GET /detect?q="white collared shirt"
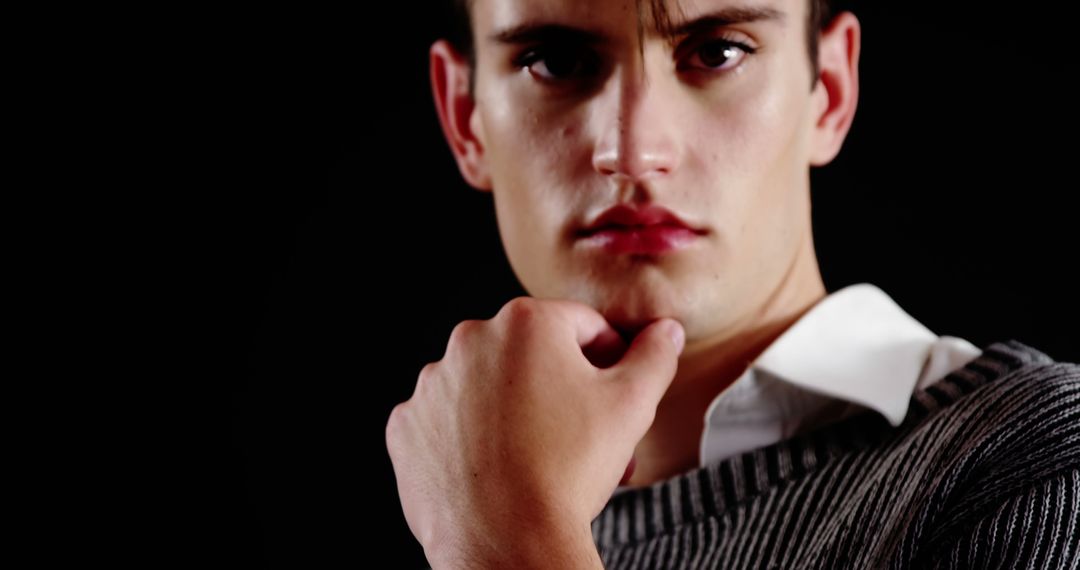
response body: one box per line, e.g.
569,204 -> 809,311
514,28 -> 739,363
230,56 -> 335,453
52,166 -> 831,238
615,282 -> 982,494
698,282 -> 982,465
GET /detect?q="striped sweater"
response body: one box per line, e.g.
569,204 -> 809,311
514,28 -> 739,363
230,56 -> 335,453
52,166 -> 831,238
590,340 -> 1080,569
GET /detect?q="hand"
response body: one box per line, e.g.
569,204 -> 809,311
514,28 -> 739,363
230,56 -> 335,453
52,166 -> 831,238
385,297 -> 685,568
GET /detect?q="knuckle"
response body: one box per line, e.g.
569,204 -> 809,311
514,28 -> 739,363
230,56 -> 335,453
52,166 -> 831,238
499,296 -> 540,322
385,402 -> 407,444
497,297 -> 560,337
447,317 -> 481,354
447,319 -> 479,349
414,361 -> 440,394
418,361 -> 439,381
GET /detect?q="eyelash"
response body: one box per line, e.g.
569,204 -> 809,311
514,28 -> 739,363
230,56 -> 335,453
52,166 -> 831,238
680,37 -> 758,74
513,35 -> 758,84
513,48 -> 594,84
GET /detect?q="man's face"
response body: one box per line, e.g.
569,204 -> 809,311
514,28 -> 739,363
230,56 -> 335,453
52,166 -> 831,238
464,0 -> 832,339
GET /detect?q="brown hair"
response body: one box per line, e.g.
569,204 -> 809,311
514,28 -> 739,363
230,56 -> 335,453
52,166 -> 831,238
447,0 -> 835,95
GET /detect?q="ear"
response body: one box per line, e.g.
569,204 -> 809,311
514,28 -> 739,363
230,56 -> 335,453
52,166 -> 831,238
808,11 -> 861,167
429,39 -> 493,191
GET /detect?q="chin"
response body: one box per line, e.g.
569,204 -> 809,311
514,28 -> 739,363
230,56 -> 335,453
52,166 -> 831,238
538,265 -> 708,337
589,281 -> 687,339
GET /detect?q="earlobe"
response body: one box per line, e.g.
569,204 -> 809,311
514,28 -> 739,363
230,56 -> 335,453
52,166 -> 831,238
808,11 -> 861,167
429,40 -> 493,192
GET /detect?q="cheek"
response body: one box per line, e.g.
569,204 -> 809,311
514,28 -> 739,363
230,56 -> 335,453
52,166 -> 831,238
698,79 -> 791,174
485,97 -> 587,220
697,66 -> 805,187
480,98 -> 581,278
684,69 -> 808,266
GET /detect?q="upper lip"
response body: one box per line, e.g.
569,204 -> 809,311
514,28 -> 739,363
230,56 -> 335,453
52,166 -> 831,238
578,204 -> 705,236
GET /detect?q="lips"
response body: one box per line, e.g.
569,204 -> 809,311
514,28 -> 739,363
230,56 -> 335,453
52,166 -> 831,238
576,204 -> 706,255
578,204 -> 702,236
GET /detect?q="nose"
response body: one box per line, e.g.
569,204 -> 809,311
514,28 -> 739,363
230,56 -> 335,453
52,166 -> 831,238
592,58 -> 681,185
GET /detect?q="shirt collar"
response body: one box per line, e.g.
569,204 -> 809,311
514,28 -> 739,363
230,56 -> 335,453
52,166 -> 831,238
750,282 -> 938,427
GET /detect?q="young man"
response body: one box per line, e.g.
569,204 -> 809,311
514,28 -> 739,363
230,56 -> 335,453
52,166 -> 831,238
386,0 -> 1080,567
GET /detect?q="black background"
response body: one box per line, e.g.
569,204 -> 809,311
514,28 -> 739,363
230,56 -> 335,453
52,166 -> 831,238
209,1 -> 1078,567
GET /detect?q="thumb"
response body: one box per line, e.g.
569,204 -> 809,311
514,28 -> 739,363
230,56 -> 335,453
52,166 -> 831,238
607,318 -> 685,407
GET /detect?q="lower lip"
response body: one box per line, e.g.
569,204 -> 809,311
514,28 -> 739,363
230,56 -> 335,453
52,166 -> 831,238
578,225 -> 701,255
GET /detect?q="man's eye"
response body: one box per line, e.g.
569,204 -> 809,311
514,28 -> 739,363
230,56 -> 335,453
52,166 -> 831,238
516,47 -> 598,82
681,39 -> 757,73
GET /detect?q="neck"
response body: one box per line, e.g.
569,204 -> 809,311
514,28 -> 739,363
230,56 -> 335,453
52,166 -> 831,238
626,236 -> 828,487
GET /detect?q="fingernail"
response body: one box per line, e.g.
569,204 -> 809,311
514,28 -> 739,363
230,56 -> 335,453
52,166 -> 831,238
667,320 -> 685,353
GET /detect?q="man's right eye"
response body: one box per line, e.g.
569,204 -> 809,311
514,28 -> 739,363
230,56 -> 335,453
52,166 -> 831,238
515,46 -> 599,83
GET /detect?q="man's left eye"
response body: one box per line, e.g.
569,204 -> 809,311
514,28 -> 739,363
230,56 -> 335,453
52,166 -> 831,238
682,39 -> 757,73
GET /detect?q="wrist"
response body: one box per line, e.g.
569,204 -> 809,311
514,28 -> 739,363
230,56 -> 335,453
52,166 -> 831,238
429,517 -> 602,570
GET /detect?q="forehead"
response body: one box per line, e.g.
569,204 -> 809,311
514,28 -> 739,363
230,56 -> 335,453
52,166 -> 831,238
476,0 -> 795,46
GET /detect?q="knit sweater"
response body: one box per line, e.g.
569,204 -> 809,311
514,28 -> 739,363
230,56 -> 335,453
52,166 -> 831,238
590,340 -> 1079,569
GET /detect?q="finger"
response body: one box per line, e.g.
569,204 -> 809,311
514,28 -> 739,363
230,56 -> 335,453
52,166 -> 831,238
605,318 -> 685,406
555,299 -> 621,348
619,455 -> 637,486
582,326 -> 629,369
545,299 -> 629,369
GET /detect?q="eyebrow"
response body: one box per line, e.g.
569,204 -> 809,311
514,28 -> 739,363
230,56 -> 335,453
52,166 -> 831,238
489,21 -> 608,46
669,5 -> 786,39
488,4 -> 786,47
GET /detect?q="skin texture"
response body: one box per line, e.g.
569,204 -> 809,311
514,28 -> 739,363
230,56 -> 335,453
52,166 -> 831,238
387,0 -> 860,565
387,299 -> 683,568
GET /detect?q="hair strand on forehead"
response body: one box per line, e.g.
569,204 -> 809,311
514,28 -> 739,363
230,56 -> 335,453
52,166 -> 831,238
634,0 -> 685,84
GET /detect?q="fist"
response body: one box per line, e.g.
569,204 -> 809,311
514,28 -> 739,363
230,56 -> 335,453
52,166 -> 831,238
385,297 -> 685,565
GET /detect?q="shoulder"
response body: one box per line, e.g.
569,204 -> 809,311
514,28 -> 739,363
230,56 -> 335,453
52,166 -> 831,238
987,357 -> 1078,411
960,339 -> 1078,406
951,347 -> 1079,467
916,348 -> 1078,528
923,340 -> 1079,464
